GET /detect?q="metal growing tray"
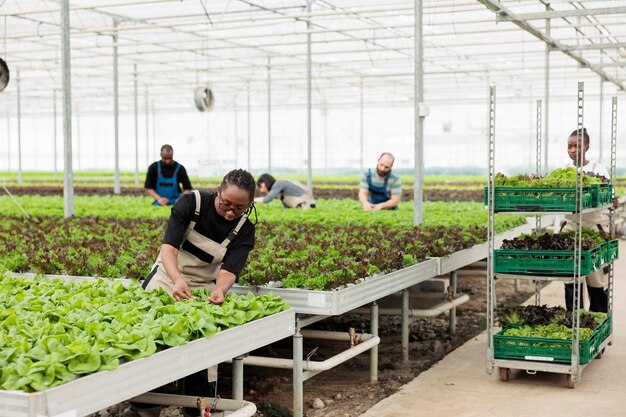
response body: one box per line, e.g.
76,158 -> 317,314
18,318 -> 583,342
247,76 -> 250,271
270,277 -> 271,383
0,309 -> 295,417
231,258 -> 439,315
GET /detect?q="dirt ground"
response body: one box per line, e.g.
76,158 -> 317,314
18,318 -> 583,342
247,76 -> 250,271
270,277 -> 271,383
93,272 -> 539,417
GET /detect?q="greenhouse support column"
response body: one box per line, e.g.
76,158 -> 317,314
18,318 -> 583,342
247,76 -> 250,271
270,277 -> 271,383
234,107 -> 239,167
449,271 -> 458,334
543,14 -> 550,172
76,111 -> 80,171
598,79 -> 604,163
306,0 -> 313,191
5,104 -> 9,172
413,0 -> 425,226
267,56 -> 272,172
113,19 -> 121,195
17,71 -> 22,183
324,106 -> 328,174
293,330 -> 303,417
401,289 -> 409,363
232,356 -> 244,401
370,301 -> 379,383
61,0 -> 74,218
53,90 -> 58,176
247,82 -> 251,171
360,77 -> 364,172
134,64 -> 139,185
145,86 -> 150,167
152,105 -> 156,158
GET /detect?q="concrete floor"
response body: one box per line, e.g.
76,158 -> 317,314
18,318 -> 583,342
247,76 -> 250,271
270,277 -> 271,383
360,240 -> 626,417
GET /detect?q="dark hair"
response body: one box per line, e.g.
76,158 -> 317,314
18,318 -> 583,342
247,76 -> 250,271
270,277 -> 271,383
221,169 -> 256,201
257,173 -> 276,191
378,152 -> 395,163
161,144 -> 173,153
569,128 -> 590,146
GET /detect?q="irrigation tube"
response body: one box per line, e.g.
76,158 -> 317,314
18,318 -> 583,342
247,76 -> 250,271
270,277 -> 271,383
233,335 -> 380,376
131,393 -> 256,417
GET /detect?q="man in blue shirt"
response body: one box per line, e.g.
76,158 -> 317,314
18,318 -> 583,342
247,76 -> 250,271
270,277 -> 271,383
358,152 -> 402,210
144,144 -> 193,206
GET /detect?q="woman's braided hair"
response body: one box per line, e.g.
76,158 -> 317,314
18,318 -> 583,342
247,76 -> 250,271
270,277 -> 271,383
220,169 -> 256,201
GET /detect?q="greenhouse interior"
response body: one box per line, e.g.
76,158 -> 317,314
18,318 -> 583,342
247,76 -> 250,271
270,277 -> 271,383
1,1 -> 626,417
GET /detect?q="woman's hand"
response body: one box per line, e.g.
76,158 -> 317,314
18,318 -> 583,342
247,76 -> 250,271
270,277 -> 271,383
172,280 -> 195,301
207,288 -> 225,305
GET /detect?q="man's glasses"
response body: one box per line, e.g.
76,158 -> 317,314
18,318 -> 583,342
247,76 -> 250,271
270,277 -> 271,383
218,192 -> 249,216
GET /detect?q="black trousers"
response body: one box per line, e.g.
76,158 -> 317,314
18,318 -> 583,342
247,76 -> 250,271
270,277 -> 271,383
564,283 -> 608,313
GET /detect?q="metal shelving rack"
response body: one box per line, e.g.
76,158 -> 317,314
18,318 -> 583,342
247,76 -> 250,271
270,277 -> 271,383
485,82 -> 618,388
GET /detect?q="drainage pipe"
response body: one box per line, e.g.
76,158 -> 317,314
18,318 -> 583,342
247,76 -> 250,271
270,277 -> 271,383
131,393 -> 255,417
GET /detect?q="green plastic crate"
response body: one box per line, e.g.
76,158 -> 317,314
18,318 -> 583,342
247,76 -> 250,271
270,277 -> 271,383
605,239 -> 619,263
592,183 -> 613,207
494,316 -> 611,365
483,186 -> 595,212
494,245 -> 607,276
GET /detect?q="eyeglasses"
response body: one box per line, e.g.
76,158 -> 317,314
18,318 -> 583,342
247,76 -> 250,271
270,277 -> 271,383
217,192 -> 249,216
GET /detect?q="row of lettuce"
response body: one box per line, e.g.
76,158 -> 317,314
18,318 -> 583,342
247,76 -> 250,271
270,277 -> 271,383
0,197 -> 527,290
0,274 -> 289,392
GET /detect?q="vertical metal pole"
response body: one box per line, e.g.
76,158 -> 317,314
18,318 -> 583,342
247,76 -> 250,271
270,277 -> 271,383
293,329 -> 303,417
232,356 -> 244,401
572,81 -> 585,381
534,100 -> 543,304
306,0 -> 313,191
247,82 -> 251,171
76,111 -> 80,171
267,56 -> 271,172
17,71 -> 22,183
152,104 -> 156,159
113,19 -> 121,195
5,103 -> 9,172
61,0 -> 74,218
360,77 -> 364,172
234,107 -> 239,168
53,90 -> 58,176
544,15 -> 550,171
370,301 -> 379,383
598,79 -> 604,164
134,64 -> 139,185
145,85 -> 150,168
608,97 -> 617,319
449,271 -> 457,334
486,85 -> 496,374
413,0 -> 425,226
324,106 -> 328,175
401,289 -> 410,363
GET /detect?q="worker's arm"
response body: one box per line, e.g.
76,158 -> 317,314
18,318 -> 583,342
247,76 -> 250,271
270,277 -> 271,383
146,188 -> 170,206
358,188 -> 374,211
373,194 -> 400,210
160,243 -> 194,301
208,269 -> 237,305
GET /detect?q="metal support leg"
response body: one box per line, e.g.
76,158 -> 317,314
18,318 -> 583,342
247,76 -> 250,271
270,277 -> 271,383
232,356 -> 244,401
449,271 -> 458,335
401,290 -> 409,363
370,301 -> 379,383
293,330 -> 303,417
514,279 -> 521,292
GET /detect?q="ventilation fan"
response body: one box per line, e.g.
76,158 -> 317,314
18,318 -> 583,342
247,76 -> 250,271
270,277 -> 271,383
194,86 -> 215,112
0,58 -> 9,92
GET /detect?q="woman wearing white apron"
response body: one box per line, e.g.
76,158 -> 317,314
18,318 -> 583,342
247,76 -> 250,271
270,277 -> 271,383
130,169 -> 257,417
254,173 -> 316,209
561,128 -> 619,312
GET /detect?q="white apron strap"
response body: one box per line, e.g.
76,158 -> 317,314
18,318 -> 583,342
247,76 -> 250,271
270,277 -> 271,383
221,214 -> 248,247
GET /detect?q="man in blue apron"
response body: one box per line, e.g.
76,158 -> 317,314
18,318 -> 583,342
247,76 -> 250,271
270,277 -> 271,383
358,152 -> 402,210
144,144 -> 193,206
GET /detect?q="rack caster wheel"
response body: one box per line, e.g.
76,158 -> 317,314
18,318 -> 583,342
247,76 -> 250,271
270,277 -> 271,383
567,374 -> 576,389
499,367 -> 510,382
